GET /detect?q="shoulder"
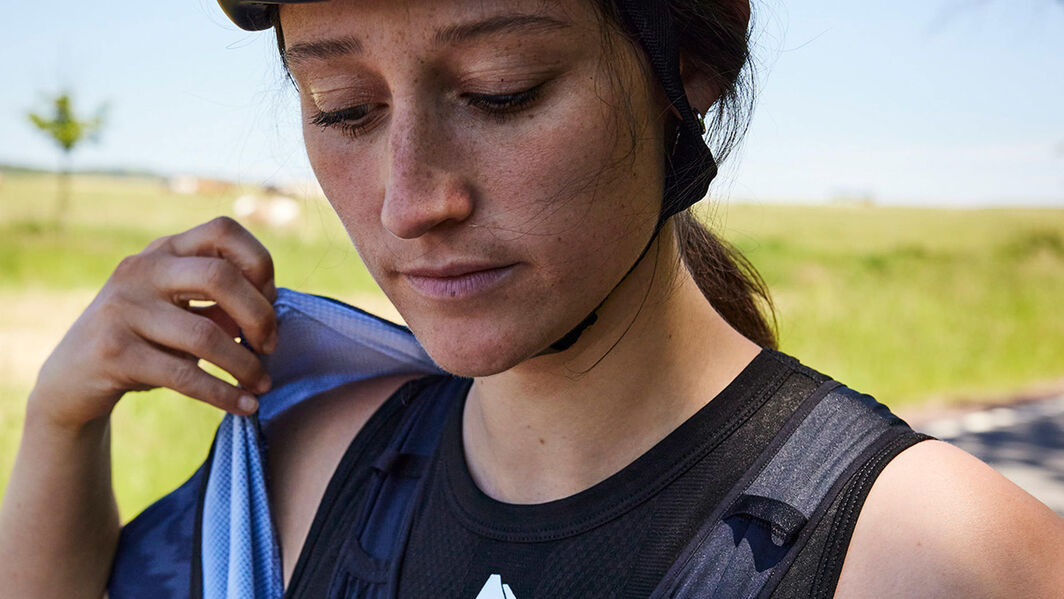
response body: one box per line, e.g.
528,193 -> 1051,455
264,373 -> 420,479
835,440 -> 1064,598
266,373 -> 423,581
265,372 -> 422,493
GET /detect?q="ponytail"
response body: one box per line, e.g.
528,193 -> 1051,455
674,210 -> 777,348
608,0 -> 776,347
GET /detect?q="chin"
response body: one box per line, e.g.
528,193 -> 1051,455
403,316 -> 543,378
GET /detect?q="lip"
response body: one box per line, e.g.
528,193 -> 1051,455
402,262 -> 518,300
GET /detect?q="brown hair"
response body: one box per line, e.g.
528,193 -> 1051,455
593,0 -> 777,349
667,0 -> 777,349
272,0 -> 777,349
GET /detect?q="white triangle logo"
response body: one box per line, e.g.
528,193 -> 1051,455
475,574 -> 518,599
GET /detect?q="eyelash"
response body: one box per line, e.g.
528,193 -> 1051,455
310,83 -> 545,139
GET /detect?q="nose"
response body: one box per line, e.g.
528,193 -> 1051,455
380,106 -> 474,240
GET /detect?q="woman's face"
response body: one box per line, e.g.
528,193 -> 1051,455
282,0 -> 668,376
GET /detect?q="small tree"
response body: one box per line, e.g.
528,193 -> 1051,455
28,92 -> 106,228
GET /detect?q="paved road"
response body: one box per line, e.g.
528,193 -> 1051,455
917,395 -> 1064,516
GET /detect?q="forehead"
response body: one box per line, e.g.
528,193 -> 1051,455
279,0 -> 602,59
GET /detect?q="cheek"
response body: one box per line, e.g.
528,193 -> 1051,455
303,124 -> 386,254
477,96 -> 660,281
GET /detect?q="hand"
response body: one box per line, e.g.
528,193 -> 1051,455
30,217 -> 278,431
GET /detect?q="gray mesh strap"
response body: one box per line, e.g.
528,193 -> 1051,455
651,382 -> 899,598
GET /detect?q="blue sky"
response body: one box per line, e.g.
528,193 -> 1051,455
3,0 -> 1062,206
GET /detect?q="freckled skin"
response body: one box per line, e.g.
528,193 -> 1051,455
282,5 -> 1064,597
282,0 -> 667,376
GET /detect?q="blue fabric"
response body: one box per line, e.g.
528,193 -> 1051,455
109,288 -> 443,597
201,414 -> 282,597
109,464 -> 204,597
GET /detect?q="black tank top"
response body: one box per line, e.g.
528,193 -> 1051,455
284,349 -> 930,597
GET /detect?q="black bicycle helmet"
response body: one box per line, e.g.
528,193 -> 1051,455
217,0 -> 719,352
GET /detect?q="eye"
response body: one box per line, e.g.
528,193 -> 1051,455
465,82 -> 546,119
308,82 -> 547,139
309,105 -> 377,139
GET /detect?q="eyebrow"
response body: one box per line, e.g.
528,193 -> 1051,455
284,13 -> 570,67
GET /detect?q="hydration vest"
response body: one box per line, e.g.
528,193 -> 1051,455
108,289 -> 927,598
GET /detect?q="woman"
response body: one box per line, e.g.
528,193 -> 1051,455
2,0 -> 1063,597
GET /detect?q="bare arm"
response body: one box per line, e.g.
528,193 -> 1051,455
836,440 -> 1064,598
0,406 -> 119,596
0,217 -> 277,598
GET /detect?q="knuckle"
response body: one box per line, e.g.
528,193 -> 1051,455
189,318 -> 220,349
169,360 -> 201,391
143,235 -> 173,253
208,215 -> 242,237
95,331 -> 129,363
254,256 -> 275,284
203,259 -> 235,290
256,244 -> 275,272
92,296 -> 137,335
112,254 -> 143,279
94,295 -> 126,321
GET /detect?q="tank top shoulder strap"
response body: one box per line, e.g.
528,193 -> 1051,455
651,381 -> 932,599
286,374 -> 470,599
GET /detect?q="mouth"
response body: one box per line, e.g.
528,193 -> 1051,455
402,262 -> 519,300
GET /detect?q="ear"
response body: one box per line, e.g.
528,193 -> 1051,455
678,55 -> 720,117
677,0 -> 749,116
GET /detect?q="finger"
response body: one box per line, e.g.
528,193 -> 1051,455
152,255 -> 277,354
128,302 -> 271,396
189,303 -> 241,339
143,234 -> 173,254
165,216 -> 276,302
127,344 -> 259,415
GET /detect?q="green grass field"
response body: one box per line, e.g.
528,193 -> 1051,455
1,171 -> 1062,520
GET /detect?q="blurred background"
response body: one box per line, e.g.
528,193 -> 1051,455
1,0 -> 1062,519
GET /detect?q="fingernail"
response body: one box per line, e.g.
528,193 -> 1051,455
264,330 -> 278,354
256,374 -> 272,395
238,394 -> 259,414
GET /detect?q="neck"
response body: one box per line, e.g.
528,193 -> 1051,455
464,233 -> 762,504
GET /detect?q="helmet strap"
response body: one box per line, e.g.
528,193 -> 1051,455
538,215 -> 665,355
